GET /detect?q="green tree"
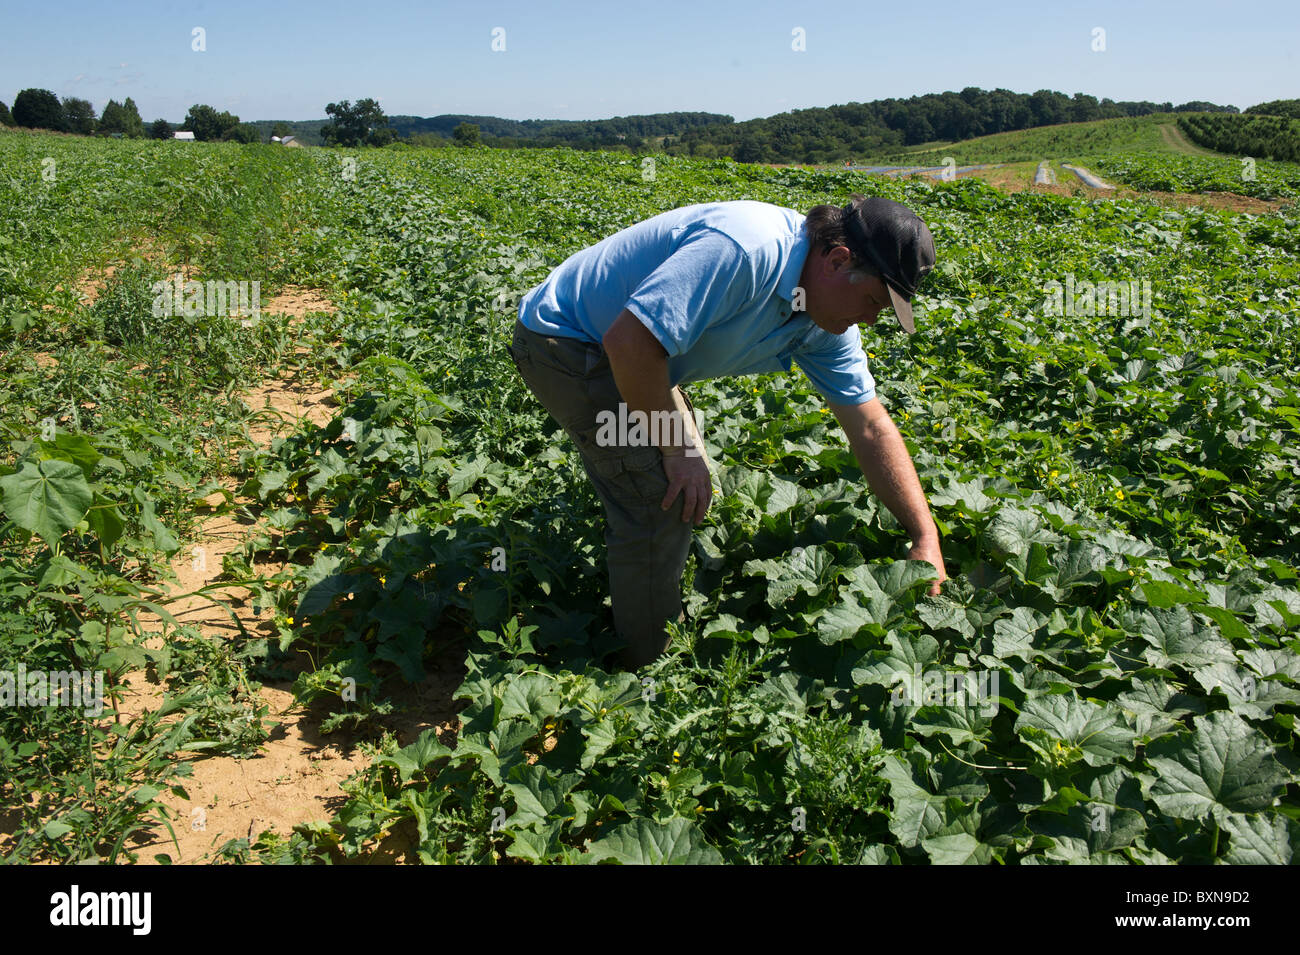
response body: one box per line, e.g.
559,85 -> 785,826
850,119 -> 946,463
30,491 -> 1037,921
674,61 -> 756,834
148,118 -> 173,139
62,97 -> 97,135
120,97 -> 145,137
271,121 -> 291,139
0,101 -> 12,126
452,122 -> 480,146
12,88 -> 67,131
223,122 -> 262,144
182,104 -> 240,141
321,98 -> 391,147
99,98 -> 144,137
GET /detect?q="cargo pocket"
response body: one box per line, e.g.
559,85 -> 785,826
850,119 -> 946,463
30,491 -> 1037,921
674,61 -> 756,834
589,443 -> 668,510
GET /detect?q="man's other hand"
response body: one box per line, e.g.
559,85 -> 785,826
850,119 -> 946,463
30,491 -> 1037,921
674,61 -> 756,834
661,451 -> 711,524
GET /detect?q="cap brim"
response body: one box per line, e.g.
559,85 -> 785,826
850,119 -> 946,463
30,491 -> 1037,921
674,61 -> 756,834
886,283 -> 916,333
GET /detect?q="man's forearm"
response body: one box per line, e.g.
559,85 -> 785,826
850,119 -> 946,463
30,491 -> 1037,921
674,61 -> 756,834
602,309 -> 696,455
846,412 -> 939,545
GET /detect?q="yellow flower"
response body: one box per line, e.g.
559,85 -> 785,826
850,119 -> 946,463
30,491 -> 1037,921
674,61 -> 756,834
379,576 -> 387,585
1049,470 -> 1058,478
1070,481 -> 1078,488
1115,489 -> 1125,501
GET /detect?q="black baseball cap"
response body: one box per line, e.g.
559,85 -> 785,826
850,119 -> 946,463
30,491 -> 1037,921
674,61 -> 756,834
840,194 -> 936,333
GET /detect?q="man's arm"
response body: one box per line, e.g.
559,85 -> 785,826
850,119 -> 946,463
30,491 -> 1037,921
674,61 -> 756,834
602,309 -> 711,524
830,397 -> 947,595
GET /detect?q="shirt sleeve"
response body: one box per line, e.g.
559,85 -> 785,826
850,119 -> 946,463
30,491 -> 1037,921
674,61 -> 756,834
623,229 -> 756,357
793,326 -> 877,405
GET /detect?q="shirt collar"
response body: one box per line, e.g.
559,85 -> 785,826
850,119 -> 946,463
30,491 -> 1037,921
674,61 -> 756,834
777,228 -> 811,304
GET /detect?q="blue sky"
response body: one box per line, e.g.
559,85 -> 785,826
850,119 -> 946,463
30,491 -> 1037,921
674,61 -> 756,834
1,0 -> 1295,123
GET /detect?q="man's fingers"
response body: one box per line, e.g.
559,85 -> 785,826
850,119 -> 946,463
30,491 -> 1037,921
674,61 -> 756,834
660,480 -> 681,511
680,483 -> 697,522
691,480 -> 710,523
661,475 -> 684,511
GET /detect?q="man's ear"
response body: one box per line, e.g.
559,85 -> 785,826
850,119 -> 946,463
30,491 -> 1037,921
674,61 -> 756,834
824,244 -> 853,273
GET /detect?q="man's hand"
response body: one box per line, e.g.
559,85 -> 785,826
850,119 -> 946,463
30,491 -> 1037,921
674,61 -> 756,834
907,535 -> 947,597
661,450 -> 711,524
604,310 -> 715,524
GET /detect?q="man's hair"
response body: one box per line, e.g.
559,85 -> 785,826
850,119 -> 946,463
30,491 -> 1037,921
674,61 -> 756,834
804,203 -> 878,284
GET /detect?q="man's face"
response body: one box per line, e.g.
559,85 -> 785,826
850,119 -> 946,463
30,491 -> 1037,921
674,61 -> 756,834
800,245 -> 893,336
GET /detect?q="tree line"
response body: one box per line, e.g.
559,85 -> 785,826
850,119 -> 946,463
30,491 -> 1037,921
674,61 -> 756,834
0,88 -> 275,142
1244,99 -> 1300,121
1179,113 -> 1300,163
670,88 -> 1241,164
3,85 -> 1273,165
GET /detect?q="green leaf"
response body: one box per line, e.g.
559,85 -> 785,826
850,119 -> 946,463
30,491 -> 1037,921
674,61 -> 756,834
585,817 -> 722,864
850,630 -> 941,689
742,545 -> 840,605
1221,812 -> 1296,865
1015,694 -> 1139,766
991,607 -> 1043,661
1139,579 -> 1207,608
879,754 -> 946,848
36,432 -> 101,480
505,764 -> 582,828
0,459 -> 93,543
85,493 -> 126,548
721,469 -> 800,515
1126,606 -> 1237,670
922,832 -> 994,865
1147,711 -> 1289,823
499,672 -> 561,727
140,498 -> 180,556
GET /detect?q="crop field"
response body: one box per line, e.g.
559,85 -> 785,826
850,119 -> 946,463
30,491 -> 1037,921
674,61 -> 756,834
2,130 -> 1299,864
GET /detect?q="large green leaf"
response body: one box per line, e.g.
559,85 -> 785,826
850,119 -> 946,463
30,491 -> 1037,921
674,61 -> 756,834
0,459 -> 93,543
585,817 -> 722,864
505,764 -> 582,828
1146,711 -> 1289,822
1015,694 -> 1139,767
1125,606 -> 1237,670
499,672 -> 562,727
1221,812 -> 1296,865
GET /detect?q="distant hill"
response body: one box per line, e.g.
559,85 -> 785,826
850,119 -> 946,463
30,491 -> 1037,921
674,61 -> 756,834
669,88 -> 1240,164
1244,99 -> 1300,121
239,88 -> 1265,163
249,111 -> 730,148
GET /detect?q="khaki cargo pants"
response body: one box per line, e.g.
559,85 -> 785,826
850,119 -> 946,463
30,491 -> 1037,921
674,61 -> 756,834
509,318 -> 697,669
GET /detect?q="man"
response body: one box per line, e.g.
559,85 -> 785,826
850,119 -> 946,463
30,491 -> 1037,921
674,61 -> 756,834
510,193 -> 947,669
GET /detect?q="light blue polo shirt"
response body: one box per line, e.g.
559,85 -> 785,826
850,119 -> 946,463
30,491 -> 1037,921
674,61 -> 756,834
516,200 -> 875,406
